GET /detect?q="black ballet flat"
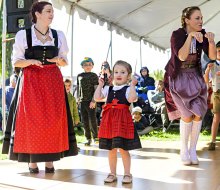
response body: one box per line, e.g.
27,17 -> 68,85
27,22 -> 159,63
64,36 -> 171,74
29,167 -> 39,174
45,167 -> 55,173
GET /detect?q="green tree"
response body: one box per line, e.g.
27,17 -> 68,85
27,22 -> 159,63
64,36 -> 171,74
151,69 -> 165,81
0,7 -> 14,79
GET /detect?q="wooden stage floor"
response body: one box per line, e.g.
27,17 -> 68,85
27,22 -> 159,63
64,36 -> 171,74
0,140 -> 220,190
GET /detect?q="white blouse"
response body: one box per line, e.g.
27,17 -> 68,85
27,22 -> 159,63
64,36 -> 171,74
102,84 -> 131,100
12,25 -> 69,66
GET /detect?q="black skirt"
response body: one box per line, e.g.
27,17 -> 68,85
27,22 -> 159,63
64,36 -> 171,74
99,129 -> 142,150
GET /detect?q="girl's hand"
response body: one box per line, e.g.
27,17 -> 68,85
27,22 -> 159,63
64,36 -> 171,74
216,71 -> 220,76
205,32 -> 215,43
190,32 -> 203,43
98,77 -> 105,87
130,76 -> 138,86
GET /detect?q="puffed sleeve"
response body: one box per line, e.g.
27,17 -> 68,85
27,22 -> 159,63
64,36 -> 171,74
170,30 -> 185,59
57,30 -> 69,64
102,86 -> 110,98
11,30 -> 27,66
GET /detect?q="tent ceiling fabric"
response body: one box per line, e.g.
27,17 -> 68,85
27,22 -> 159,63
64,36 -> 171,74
65,0 -> 220,50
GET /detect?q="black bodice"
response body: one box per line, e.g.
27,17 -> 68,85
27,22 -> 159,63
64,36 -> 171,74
24,28 -> 59,65
106,86 -> 130,106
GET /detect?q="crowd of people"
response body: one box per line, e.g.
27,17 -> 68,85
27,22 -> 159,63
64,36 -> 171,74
0,1 -> 220,185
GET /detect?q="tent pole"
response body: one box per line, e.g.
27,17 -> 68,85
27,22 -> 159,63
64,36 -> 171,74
70,5 -> 75,78
110,30 -> 112,68
139,38 -> 142,67
1,0 -> 7,132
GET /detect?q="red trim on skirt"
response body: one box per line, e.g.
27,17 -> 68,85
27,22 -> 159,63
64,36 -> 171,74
13,64 -> 69,153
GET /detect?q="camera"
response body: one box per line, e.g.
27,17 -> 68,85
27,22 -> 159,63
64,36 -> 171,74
101,62 -> 110,85
102,63 -> 110,70
103,73 -> 108,84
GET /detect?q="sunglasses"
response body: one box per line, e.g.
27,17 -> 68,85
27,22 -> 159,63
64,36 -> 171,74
83,63 -> 93,66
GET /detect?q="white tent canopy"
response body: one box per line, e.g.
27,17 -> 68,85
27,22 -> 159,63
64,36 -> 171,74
57,0 -> 220,51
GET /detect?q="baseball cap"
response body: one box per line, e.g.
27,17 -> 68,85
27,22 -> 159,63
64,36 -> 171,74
216,41 -> 220,48
132,106 -> 142,114
81,57 -> 94,66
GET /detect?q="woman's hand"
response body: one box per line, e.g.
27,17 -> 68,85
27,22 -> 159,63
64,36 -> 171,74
207,63 -> 214,69
47,57 -> 67,66
27,59 -> 43,68
205,32 -> 215,44
190,32 -> 203,43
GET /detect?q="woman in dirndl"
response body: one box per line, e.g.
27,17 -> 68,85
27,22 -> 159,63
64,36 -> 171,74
2,1 -> 78,173
164,6 -> 216,165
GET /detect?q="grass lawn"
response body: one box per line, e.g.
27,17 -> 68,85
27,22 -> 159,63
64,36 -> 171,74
0,127 -> 215,161
75,127 -> 213,143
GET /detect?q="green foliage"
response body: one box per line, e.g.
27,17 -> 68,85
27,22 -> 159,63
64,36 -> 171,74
139,128 -> 212,141
150,69 -> 165,81
0,8 -> 15,78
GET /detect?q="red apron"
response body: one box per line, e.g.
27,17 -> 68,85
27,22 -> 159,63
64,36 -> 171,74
13,64 -> 69,153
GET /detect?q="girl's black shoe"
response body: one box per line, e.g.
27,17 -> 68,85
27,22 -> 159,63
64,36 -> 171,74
45,167 -> 55,173
29,167 -> 39,174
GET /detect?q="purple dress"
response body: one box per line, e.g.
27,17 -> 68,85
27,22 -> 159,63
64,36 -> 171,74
169,54 -> 207,119
164,28 -> 209,120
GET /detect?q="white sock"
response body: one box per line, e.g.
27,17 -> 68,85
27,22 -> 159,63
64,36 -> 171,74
179,120 -> 192,160
190,120 -> 202,160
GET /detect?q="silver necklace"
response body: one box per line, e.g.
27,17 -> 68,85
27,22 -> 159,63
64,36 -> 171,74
34,26 -> 49,41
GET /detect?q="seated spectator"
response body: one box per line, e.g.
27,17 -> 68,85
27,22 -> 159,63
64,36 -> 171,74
136,66 -> 155,101
5,74 -> 17,116
148,80 -> 169,132
132,106 -> 153,135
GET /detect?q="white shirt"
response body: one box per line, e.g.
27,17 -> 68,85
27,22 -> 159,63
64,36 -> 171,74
12,25 -> 69,66
210,61 -> 220,92
102,84 -> 131,101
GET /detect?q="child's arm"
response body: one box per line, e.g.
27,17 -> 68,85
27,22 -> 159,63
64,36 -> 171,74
72,97 -> 80,125
89,74 -> 99,109
204,63 -> 213,84
127,76 -> 138,103
76,75 -> 80,103
94,78 -> 105,101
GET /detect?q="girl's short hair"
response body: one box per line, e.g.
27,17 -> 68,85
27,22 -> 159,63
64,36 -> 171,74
113,60 -> 132,75
181,6 -> 201,28
30,1 -> 52,23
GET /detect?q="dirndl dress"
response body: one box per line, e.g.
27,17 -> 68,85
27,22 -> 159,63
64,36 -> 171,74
99,86 -> 142,150
2,28 -> 78,162
169,54 -> 207,119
